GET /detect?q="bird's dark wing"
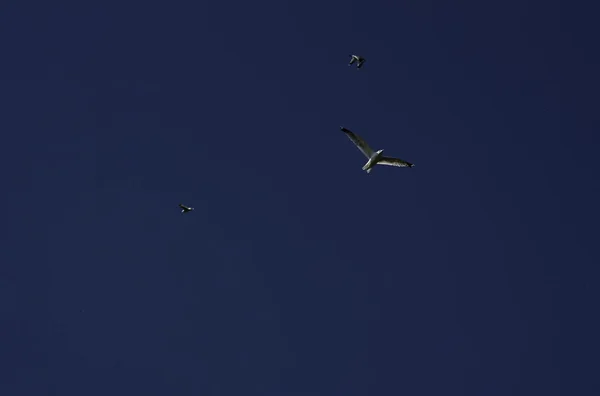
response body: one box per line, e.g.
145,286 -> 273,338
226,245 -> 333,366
378,156 -> 414,168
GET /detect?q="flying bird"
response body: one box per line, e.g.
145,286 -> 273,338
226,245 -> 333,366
179,203 -> 194,213
348,55 -> 366,69
340,126 -> 414,173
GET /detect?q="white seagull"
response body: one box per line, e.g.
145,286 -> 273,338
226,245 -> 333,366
179,203 -> 194,213
348,55 -> 366,69
340,126 -> 414,173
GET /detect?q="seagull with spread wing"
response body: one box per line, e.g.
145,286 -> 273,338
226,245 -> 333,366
340,126 -> 414,173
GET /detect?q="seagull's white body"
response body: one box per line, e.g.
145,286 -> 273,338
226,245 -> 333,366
340,126 -> 414,173
348,54 -> 366,69
179,203 -> 194,213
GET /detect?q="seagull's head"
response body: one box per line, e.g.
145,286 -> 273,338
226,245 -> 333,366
376,149 -> 384,154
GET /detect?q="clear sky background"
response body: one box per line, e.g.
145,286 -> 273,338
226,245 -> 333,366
1,1 -> 599,395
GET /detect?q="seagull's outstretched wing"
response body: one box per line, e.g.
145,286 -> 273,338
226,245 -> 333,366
357,58 -> 366,68
349,55 -> 357,65
341,127 -> 374,159
378,156 -> 414,168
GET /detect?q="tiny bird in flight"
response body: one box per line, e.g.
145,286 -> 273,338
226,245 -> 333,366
179,203 -> 194,213
348,54 -> 366,69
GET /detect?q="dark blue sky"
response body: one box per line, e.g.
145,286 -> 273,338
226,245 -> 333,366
1,1 -> 598,395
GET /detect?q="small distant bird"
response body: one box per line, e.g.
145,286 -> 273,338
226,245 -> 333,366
348,54 -> 366,69
340,126 -> 414,173
179,203 -> 194,213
